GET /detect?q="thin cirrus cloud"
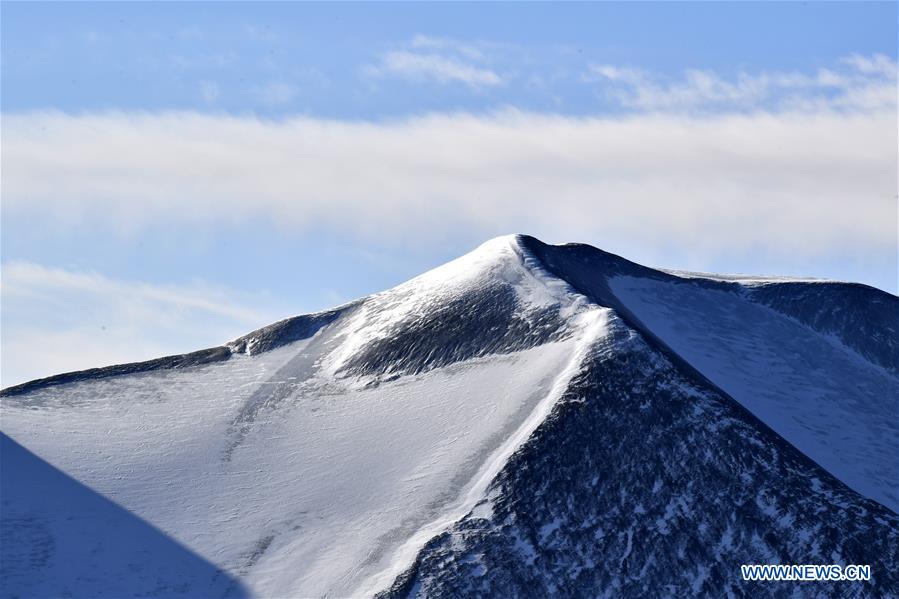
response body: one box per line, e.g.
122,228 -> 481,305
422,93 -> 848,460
365,49 -> 503,88
408,34 -> 486,60
0,261 -> 282,386
584,53 -> 897,112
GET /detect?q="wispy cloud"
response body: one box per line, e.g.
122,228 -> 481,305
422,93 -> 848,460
365,35 -> 504,88
367,50 -> 503,88
585,54 -> 896,112
841,53 -> 896,77
409,34 -> 485,60
0,262 -> 282,386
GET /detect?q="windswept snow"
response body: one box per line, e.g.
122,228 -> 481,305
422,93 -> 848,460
322,235 -> 589,378
352,308 -> 608,597
661,269 -> 842,285
609,275 -> 899,513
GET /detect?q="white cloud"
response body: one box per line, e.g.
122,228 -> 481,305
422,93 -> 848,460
409,34 -> 485,60
587,65 -> 646,84
365,34 -> 508,88
586,54 -> 897,112
0,262 -> 281,386
2,106 -> 895,261
841,53 -> 897,78
367,51 -> 503,88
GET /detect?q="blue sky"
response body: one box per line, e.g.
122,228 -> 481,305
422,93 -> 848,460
3,3 -> 896,117
2,2 -> 897,385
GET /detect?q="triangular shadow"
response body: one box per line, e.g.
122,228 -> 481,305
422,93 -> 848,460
1,433 -> 249,598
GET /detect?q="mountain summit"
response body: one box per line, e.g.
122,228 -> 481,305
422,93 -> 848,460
2,235 -> 897,598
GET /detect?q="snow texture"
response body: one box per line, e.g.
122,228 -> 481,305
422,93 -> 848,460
609,275 -> 899,513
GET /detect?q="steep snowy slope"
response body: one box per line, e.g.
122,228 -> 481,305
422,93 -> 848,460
2,235 -> 897,598
609,274 -> 899,512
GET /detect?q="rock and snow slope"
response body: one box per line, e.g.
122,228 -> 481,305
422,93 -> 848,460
610,275 -> 898,512
2,235 -> 897,598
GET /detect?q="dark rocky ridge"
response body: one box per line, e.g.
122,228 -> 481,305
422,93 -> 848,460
4,236 -> 893,396
0,346 -> 234,398
337,281 -> 570,379
520,235 -> 898,373
0,308 -> 348,398
746,282 -> 899,373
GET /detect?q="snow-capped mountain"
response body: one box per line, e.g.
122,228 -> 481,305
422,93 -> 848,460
2,235 -> 897,598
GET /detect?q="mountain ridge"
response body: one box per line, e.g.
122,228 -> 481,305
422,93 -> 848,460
4,234 -> 894,396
